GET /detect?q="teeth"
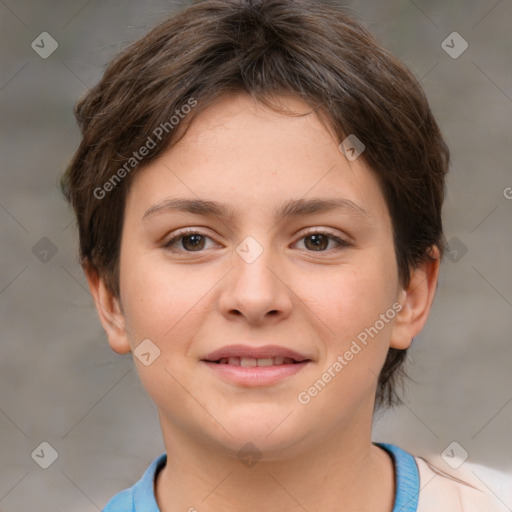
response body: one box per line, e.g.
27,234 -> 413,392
217,356 -> 298,366
240,357 -> 257,367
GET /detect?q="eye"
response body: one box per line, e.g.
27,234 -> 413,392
162,228 -> 350,254
163,229 -> 218,252
294,229 -> 350,252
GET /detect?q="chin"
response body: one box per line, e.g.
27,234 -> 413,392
206,408 -> 308,456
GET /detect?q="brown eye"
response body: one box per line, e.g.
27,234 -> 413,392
304,233 -> 330,251
179,234 -> 206,251
296,231 -> 350,252
164,230 -> 216,252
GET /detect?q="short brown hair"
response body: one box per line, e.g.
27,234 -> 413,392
60,0 -> 450,409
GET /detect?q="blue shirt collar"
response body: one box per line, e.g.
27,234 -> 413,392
126,443 -> 419,512
376,442 -> 420,512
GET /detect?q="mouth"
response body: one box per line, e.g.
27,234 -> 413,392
201,344 -> 312,365
201,344 -> 312,386
208,356 -> 308,366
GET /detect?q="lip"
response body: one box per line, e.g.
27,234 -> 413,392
202,360 -> 311,386
201,344 -> 312,387
202,344 -> 310,362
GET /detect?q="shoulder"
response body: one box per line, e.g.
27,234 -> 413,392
102,487 -> 134,512
415,455 -> 512,512
102,453 -> 167,512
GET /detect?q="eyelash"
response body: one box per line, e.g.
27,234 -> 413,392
162,227 -> 351,253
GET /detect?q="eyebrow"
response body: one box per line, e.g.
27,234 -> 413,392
142,197 -> 373,223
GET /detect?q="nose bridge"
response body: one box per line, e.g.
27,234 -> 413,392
220,232 -> 292,322
233,233 -> 278,294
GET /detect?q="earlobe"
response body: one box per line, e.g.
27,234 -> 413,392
83,264 -> 132,354
390,246 -> 441,350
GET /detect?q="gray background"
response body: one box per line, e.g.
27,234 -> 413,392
1,0 -> 511,510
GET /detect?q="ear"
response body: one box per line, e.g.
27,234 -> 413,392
83,264 -> 131,354
390,246 -> 441,350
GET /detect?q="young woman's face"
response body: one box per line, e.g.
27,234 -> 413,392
117,93 -> 406,457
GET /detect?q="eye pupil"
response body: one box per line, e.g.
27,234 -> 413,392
305,234 -> 328,251
183,234 -> 204,251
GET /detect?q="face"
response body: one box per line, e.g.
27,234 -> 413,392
96,93 -> 420,459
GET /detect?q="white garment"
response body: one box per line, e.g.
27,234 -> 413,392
416,456 -> 512,511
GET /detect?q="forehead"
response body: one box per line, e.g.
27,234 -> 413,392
124,92 -> 390,226
173,92 -> 336,155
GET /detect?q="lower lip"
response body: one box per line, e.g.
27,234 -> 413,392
202,361 -> 311,386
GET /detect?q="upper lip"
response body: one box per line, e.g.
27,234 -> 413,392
202,344 -> 311,362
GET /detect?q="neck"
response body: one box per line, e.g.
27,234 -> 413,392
155,418 -> 395,512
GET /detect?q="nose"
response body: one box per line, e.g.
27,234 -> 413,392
218,238 -> 293,325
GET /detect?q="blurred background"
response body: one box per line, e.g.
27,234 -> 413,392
1,0 -> 511,510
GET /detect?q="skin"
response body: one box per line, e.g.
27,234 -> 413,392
86,92 -> 440,512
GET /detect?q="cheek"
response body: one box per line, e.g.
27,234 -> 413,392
304,255 -> 399,392
311,259 -> 397,331
299,266 -> 398,414
119,248 -> 209,344
118,251 -> 208,411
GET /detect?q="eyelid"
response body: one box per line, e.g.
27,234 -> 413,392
162,227 -> 219,248
298,226 -> 349,240
163,226 -> 351,252
295,227 -> 351,249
